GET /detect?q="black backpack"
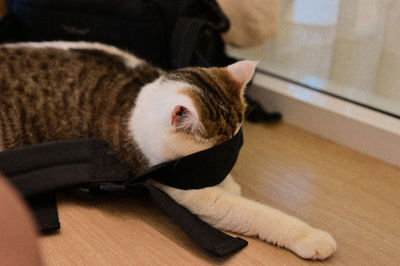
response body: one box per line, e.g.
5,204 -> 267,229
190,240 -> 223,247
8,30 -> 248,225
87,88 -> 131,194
1,0 -> 233,69
0,130 -> 248,257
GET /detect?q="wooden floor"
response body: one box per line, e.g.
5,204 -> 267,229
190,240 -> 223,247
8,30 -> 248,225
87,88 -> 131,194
39,122 -> 400,265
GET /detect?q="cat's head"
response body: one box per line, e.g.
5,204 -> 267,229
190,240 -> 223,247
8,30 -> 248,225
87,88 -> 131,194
130,60 -> 256,165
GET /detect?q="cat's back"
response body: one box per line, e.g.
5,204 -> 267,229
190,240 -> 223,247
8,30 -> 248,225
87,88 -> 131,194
0,42 -> 161,152
0,42 -> 144,96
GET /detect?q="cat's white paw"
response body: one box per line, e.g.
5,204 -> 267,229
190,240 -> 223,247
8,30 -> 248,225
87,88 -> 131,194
291,229 -> 336,260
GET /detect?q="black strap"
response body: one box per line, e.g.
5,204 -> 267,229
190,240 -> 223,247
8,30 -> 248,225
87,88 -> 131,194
0,139 -> 132,196
145,184 -> 248,256
129,129 -> 243,189
28,193 -> 60,231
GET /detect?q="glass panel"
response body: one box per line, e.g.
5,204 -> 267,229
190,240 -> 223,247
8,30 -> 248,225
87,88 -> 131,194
228,0 -> 400,117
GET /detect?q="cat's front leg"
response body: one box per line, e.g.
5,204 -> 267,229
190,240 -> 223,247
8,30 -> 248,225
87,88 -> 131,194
217,174 -> 242,195
152,181 -> 336,260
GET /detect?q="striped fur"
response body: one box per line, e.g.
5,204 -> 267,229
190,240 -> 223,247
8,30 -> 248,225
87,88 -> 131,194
167,66 -> 247,143
0,44 -> 160,172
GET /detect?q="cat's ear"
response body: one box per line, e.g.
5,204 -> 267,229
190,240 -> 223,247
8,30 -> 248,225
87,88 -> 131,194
227,60 -> 258,95
171,105 -> 202,135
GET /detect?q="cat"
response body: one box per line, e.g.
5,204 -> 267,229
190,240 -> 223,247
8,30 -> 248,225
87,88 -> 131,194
0,41 -> 336,260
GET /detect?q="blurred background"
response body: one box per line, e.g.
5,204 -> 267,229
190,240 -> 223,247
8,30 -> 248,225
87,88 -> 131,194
228,0 -> 400,118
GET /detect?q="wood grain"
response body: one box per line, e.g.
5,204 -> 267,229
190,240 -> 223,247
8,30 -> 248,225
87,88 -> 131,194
39,122 -> 400,265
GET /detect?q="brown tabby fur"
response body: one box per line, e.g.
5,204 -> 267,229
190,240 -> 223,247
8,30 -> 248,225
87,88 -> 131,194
168,67 -> 247,143
0,45 -> 246,172
0,46 -> 161,172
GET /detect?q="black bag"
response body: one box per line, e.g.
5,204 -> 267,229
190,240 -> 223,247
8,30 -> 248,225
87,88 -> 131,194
0,130 -> 248,257
2,0 -> 233,69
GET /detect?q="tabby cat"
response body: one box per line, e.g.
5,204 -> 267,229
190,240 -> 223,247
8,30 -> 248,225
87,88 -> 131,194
0,41 -> 336,260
